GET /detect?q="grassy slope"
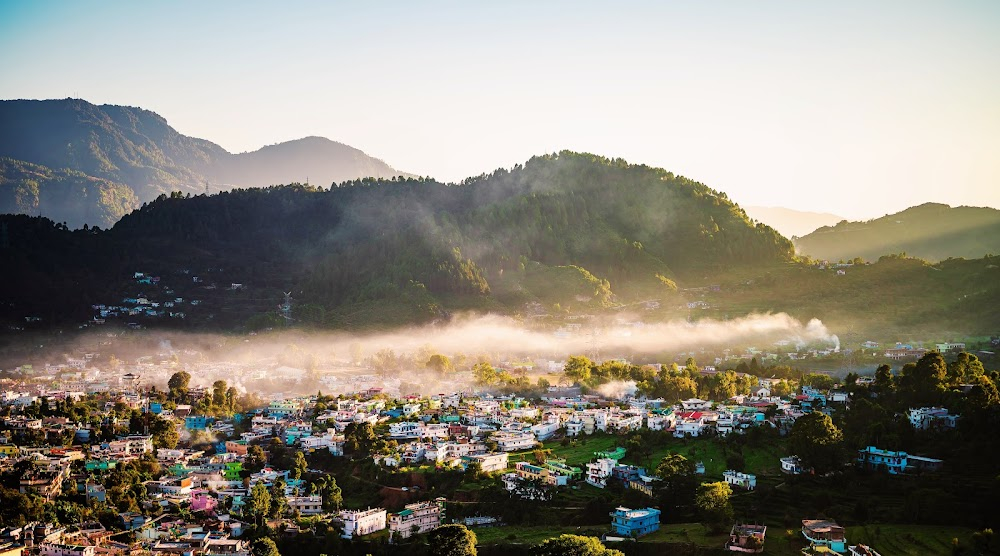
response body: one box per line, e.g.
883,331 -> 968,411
473,523 -> 978,555
694,257 -> 1000,344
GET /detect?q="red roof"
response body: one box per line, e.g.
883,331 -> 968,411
677,411 -> 703,420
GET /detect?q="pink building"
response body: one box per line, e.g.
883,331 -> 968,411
191,489 -> 218,513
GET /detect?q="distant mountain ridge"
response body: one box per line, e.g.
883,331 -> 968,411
794,202 -> 1000,262
743,206 -> 845,238
0,98 -> 410,227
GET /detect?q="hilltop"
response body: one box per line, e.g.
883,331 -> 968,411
0,151 -> 793,330
743,206 -> 845,238
794,203 -> 1000,262
0,98 -> 409,227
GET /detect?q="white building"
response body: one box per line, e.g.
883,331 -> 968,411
680,398 -> 711,411
586,458 -> 616,488
388,499 -> 445,540
39,543 -> 96,556
531,420 -> 561,441
908,407 -> 959,431
646,414 -> 675,431
780,455 -> 809,475
723,470 -> 757,490
492,431 -> 537,452
341,507 -> 387,539
463,452 -> 509,473
287,495 -> 324,515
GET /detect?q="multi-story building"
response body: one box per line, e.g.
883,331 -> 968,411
287,495 -> 324,516
38,543 -> 96,556
491,431 -> 537,452
726,524 -> 766,553
388,499 -> 445,540
856,446 -> 943,474
586,458 -> 616,488
801,520 -> 846,553
511,461 -> 569,487
340,508 -> 387,539
907,407 -> 958,431
461,452 -> 508,474
610,507 -> 660,538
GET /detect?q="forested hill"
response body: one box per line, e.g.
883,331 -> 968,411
0,152 -> 793,329
0,98 -> 408,227
794,203 -> 1000,262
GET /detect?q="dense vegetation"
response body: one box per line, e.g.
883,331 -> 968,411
0,152 -> 793,330
794,203 -> 1000,262
0,158 -> 138,228
0,99 -> 407,226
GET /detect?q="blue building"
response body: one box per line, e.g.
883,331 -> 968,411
802,519 -> 846,552
148,402 -> 163,414
857,446 -> 943,474
185,415 -> 212,430
610,507 -> 661,538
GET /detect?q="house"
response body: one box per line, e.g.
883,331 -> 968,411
801,520 -> 846,553
492,431 -> 537,452
674,412 -> 707,437
680,398 -> 711,411
610,507 -> 660,538
461,452 -> 509,474
907,407 -> 958,431
723,470 -> 757,491
749,386 -> 771,399
856,446 -> 943,474
512,461 -> 569,487
191,490 -> 218,513
848,545 -> 882,556
287,495 -> 323,516
586,458 -> 617,488
185,416 -> 211,430
340,508 -> 387,539
727,524 -> 766,553
935,342 -> 966,352
628,474 -> 660,497
884,348 -> 927,360
85,483 -> 106,503
780,456 -> 810,475
38,543 -> 96,556
388,499 -> 445,540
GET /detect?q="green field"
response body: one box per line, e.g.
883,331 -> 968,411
508,434 -> 787,480
472,523 -> 979,555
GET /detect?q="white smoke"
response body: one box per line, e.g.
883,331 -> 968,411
597,380 -> 638,400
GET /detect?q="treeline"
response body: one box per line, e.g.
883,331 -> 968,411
0,151 -> 793,330
560,355 -> 781,401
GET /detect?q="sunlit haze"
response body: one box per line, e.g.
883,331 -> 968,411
2,0 -> 999,219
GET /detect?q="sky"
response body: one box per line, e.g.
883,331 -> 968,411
1,1 -> 999,219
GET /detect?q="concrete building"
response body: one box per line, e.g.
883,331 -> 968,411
388,499 -> 445,540
38,544 -> 96,556
340,508 -> 387,539
461,452 -> 509,474
586,458 -> 616,488
610,507 -> 661,538
801,520 -> 846,553
723,470 -> 757,491
287,495 -> 323,516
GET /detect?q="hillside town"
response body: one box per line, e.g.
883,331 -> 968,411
2,334 -> 994,556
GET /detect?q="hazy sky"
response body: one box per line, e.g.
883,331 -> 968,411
2,1 -> 998,219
